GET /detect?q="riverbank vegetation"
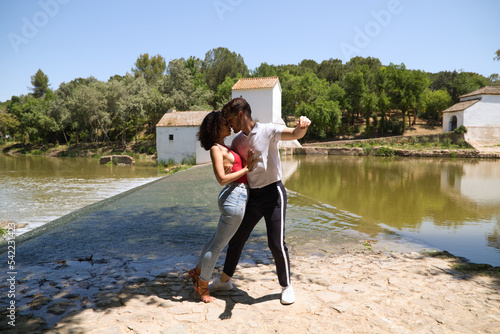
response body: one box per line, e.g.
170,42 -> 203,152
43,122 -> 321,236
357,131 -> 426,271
1,48 -> 499,151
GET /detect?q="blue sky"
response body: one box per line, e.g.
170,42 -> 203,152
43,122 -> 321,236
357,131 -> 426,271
1,0 -> 499,102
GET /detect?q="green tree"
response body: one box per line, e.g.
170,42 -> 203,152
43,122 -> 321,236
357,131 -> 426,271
30,69 -> 50,98
360,91 -> 378,137
213,75 -> 241,110
296,98 -> 341,139
386,63 -> 430,130
317,58 -> 344,84
421,89 -> 452,125
132,53 -> 167,85
162,58 -> 211,111
298,59 -> 319,73
281,72 -> 330,117
429,70 -> 488,104
342,67 -> 368,125
49,77 -> 97,144
374,66 -> 391,134
251,62 -> 278,77
202,47 -> 248,93
0,111 -> 20,140
8,95 -> 57,143
494,49 -> 500,61
67,81 -> 108,144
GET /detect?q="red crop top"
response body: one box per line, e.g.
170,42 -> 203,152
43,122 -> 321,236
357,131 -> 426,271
224,145 -> 247,184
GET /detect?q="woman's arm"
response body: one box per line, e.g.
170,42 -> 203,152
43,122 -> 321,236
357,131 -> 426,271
210,146 -> 255,186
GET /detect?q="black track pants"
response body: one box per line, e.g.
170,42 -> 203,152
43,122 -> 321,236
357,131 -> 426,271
223,181 -> 291,287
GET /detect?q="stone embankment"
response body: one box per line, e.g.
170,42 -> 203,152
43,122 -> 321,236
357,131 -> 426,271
99,155 -> 135,165
291,133 -> 500,158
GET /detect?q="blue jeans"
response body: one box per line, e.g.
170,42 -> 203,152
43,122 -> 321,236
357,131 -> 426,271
197,182 -> 248,281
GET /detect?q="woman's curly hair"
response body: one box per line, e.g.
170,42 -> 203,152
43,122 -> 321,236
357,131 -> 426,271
197,111 -> 224,150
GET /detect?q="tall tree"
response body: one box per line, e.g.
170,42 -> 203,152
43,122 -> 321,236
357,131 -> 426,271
317,58 -> 344,83
296,98 -> 341,139
281,72 -> 330,117
50,77 -> 99,144
252,62 -> 278,77
132,53 -> 167,84
421,89 -> 452,125
30,69 -> 50,98
68,81 -> 107,144
429,70 -> 489,103
494,49 -> 500,61
202,47 -> 248,93
162,59 -> 211,110
342,67 -> 368,125
386,64 -> 430,129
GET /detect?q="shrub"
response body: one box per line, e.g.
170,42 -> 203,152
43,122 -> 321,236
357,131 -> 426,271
454,125 -> 467,135
442,138 -> 453,147
375,147 -> 395,156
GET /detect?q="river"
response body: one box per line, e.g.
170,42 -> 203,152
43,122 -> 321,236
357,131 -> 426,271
282,155 -> 500,267
0,154 -> 162,235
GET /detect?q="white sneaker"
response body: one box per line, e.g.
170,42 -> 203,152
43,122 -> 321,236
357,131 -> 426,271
208,277 -> 233,293
281,285 -> 295,305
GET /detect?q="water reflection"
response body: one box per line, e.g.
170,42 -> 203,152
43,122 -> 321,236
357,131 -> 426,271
283,155 -> 500,266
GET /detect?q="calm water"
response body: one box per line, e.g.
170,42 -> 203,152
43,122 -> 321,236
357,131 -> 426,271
282,155 -> 500,266
0,154 -> 161,235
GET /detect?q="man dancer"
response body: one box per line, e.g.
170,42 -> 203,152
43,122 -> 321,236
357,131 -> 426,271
210,97 -> 311,305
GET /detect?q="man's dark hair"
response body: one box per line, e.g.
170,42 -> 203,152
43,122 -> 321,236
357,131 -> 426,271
222,97 -> 252,118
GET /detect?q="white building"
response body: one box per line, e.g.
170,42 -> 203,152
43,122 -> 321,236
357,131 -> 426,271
232,77 -> 301,148
232,77 -> 284,124
156,110 -> 211,165
442,86 -> 500,140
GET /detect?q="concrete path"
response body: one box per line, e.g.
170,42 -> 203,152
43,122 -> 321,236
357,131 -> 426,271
467,139 -> 500,155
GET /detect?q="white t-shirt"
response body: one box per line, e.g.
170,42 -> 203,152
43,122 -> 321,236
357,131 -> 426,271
231,122 -> 286,189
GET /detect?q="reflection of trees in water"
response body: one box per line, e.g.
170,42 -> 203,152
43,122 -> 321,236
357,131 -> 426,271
487,220 -> 500,251
284,156 -> 499,234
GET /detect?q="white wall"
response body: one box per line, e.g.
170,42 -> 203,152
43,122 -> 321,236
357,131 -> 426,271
442,111 -> 463,132
463,97 -> 500,127
272,84 -> 283,124
232,84 -> 283,124
156,127 -> 199,164
233,88 -> 273,123
463,96 -> 500,140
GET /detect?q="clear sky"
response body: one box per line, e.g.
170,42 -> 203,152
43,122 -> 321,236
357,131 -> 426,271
1,0 -> 499,102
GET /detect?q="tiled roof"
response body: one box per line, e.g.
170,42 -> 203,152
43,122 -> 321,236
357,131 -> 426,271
442,99 -> 480,113
232,77 -> 279,90
156,110 -> 211,127
460,86 -> 500,99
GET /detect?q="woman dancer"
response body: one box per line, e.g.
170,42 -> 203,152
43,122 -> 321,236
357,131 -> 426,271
187,110 -> 255,303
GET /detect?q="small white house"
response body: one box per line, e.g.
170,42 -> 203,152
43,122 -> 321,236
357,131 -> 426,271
232,77 -> 284,124
442,86 -> 500,140
232,77 -> 301,148
156,110 -> 211,165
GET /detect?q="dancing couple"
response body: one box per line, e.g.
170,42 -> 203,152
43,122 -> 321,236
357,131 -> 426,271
187,97 -> 311,305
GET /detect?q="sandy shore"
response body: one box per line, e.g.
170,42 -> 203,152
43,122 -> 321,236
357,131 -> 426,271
1,166 -> 499,333
2,246 -> 499,333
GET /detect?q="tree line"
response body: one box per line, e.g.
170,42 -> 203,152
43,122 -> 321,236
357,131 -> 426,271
0,47 -> 498,145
